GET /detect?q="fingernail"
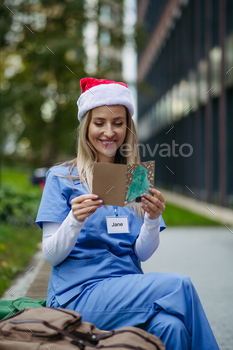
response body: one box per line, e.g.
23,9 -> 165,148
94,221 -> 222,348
99,200 -> 103,203
94,195 -> 99,198
142,197 -> 145,201
142,193 -> 147,197
149,188 -> 153,191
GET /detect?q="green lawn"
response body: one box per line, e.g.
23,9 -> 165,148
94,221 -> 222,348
0,224 -> 41,297
162,202 -> 222,226
0,165 -> 42,296
1,165 -> 41,194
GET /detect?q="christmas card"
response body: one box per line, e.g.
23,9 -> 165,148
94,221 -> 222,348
92,160 -> 155,207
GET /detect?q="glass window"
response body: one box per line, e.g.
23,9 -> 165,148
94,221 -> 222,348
155,103 -> 160,133
212,98 -> 219,197
226,0 -> 233,35
165,91 -> 172,124
226,88 -> 233,199
180,80 -> 190,117
188,70 -> 198,112
171,84 -> 182,120
209,46 -> 222,97
198,59 -> 208,105
149,104 -> 157,137
225,33 -> 233,87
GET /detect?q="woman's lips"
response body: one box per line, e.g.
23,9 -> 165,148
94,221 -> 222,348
99,140 -> 116,147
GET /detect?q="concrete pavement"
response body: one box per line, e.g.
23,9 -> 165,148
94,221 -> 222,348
142,226 -> 233,350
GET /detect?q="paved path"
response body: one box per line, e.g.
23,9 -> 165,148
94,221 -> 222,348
2,251 -> 51,300
2,226 -> 233,350
142,226 -> 233,350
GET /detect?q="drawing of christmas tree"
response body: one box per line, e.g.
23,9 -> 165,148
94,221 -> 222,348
125,165 -> 152,203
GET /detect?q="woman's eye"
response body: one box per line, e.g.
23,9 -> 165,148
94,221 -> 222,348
94,122 -> 123,126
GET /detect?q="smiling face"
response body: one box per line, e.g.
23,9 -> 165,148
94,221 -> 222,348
88,105 -> 127,163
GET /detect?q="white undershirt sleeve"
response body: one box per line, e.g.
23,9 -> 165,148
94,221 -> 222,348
42,210 -> 87,267
134,212 -> 161,262
42,210 -> 160,266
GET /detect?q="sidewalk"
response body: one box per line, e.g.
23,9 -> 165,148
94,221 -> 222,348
142,226 -> 233,350
2,251 -> 51,300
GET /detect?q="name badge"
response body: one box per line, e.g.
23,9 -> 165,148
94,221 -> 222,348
106,216 -> 130,234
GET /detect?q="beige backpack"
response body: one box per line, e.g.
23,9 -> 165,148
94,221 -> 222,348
0,306 -> 165,350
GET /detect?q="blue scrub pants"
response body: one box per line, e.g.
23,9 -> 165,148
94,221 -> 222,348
51,273 -> 219,350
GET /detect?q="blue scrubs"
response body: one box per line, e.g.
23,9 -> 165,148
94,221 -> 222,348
36,165 -> 219,350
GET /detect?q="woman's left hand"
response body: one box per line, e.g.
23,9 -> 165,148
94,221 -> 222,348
141,188 -> 166,220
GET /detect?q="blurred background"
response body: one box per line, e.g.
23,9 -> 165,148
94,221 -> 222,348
0,0 -> 137,169
0,0 -> 139,299
1,0 -> 232,208
1,2 -> 233,347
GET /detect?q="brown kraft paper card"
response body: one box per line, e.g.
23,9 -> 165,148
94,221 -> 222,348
92,160 -> 155,207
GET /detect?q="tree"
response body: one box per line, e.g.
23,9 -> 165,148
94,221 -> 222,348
1,0 -> 86,166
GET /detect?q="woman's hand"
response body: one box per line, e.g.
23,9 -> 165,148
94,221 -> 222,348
141,188 -> 166,220
71,194 -> 103,222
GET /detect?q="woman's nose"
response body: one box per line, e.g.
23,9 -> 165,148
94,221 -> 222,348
104,124 -> 115,137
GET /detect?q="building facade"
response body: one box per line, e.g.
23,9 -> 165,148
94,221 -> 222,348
137,0 -> 233,208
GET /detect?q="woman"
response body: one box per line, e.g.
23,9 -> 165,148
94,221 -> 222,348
36,77 -> 219,350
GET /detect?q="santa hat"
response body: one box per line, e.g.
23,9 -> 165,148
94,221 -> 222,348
77,77 -> 134,122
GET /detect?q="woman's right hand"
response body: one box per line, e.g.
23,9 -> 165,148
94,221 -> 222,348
71,194 -> 103,222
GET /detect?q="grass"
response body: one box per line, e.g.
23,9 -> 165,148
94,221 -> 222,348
1,165 -> 41,194
162,202 -> 222,226
0,164 -> 42,297
0,223 -> 41,297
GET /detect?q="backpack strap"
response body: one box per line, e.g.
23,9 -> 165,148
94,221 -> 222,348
11,319 -> 94,350
112,330 -> 162,350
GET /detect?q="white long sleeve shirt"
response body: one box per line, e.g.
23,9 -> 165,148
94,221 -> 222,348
42,211 -> 161,266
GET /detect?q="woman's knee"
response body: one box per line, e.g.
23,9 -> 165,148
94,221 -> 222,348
171,273 -> 194,298
145,311 -> 191,349
172,273 -> 192,286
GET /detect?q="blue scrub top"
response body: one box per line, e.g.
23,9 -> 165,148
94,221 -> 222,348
36,165 -> 166,306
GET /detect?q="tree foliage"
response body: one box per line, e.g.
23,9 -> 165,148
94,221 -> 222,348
1,0 -> 86,166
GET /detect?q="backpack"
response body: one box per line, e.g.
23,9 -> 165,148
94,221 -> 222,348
0,306 -> 165,350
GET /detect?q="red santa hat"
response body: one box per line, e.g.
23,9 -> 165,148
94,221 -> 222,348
77,77 -> 134,122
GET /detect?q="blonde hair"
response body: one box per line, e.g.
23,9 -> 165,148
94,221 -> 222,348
66,107 -> 144,218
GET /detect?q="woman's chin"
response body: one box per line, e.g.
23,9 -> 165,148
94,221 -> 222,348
100,145 -> 117,158
102,150 -> 117,158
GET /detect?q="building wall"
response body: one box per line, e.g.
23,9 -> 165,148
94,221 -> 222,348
137,0 -> 233,208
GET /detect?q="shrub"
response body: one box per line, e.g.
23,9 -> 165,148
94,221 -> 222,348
0,185 -> 41,226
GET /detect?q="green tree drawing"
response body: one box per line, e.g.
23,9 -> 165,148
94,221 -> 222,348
126,165 -> 152,203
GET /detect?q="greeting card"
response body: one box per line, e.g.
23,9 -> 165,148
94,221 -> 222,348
92,161 -> 155,206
